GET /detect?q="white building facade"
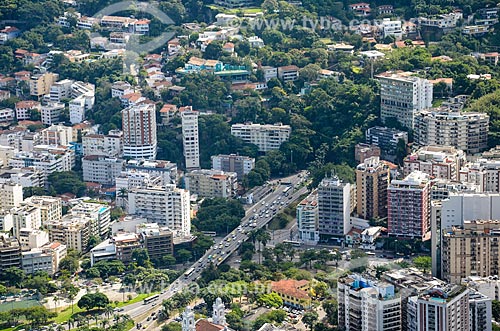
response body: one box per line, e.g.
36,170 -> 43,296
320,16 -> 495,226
231,123 -> 291,152
128,185 -> 191,237
122,103 -> 157,160
181,109 -> 200,171
377,72 -> 433,129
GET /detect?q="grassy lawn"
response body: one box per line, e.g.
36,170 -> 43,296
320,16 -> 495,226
114,292 -> 159,308
52,304 -> 85,324
52,292 -> 159,324
320,38 -> 332,44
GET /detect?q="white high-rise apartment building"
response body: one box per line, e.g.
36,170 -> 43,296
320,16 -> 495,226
181,108 -> 200,170
8,146 -> 75,181
125,159 -> 177,185
70,201 -> 111,238
82,131 -> 122,157
459,159 -> 500,193
431,193 -> 500,278
128,185 -> 191,237
414,108 -> 489,155
45,215 -> 90,252
40,124 -> 73,146
49,79 -> 73,102
377,71 -> 433,129
41,102 -> 64,125
22,196 -> 62,224
185,169 -> 238,199
296,190 -> 319,244
122,103 -> 157,160
12,205 -> 42,240
338,274 -> 401,331
468,290 -> 493,331
82,155 -> 124,185
69,94 -> 94,124
231,123 -> 291,152
0,182 -> 23,211
317,176 -> 353,238
211,154 -> 255,179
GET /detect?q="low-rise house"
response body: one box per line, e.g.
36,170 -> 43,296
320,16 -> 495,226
277,65 -> 299,82
270,279 -> 312,309
0,26 -> 20,44
349,3 -> 371,17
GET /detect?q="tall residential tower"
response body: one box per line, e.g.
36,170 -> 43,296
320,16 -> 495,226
377,71 -> 433,129
317,176 -> 353,239
122,103 -> 157,160
181,108 -> 200,171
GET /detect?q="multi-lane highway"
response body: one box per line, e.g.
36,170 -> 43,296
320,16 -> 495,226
120,171 -> 309,329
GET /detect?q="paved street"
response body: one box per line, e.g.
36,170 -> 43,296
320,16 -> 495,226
118,172 -> 310,330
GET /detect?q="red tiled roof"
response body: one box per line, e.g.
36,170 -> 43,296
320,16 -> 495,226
122,93 -> 143,102
46,242 -> 62,249
195,319 -> 224,331
86,182 -> 102,188
15,49 -> 29,55
278,65 -> 299,71
160,104 -> 177,113
18,120 -> 43,126
271,279 -> 310,300
1,26 -> 19,33
15,101 -> 40,109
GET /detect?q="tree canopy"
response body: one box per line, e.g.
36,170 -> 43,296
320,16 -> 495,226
193,198 -> 245,234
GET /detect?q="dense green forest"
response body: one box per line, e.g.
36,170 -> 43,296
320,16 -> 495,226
2,0 -> 500,185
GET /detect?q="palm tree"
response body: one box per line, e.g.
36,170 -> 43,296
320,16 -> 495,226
68,289 -> 77,314
256,229 -> 271,264
104,305 -> 114,320
53,295 -> 60,310
121,314 -> 131,323
248,229 -> 259,246
162,299 -> 173,319
257,230 -> 271,248
75,315 -> 84,328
